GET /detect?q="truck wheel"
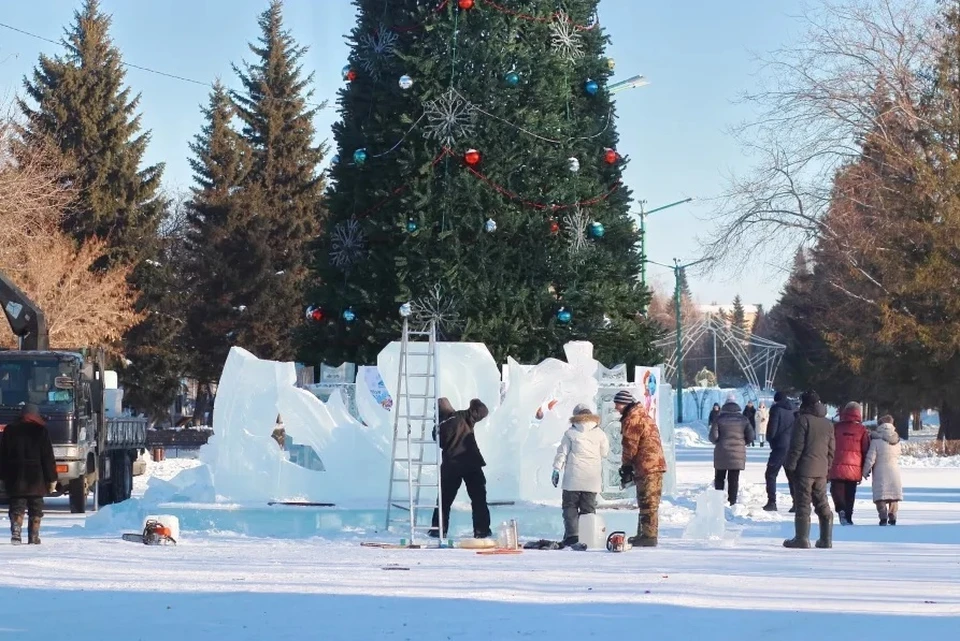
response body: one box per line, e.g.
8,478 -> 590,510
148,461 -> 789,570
112,452 -> 132,503
68,478 -> 87,514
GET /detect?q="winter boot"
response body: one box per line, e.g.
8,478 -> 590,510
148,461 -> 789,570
9,512 -> 23,545
783,516 -> 811,549
788,505 -> 796,514
27,516 -> 41,545
474,529 -> 492,539
888,514 -> 897,526
838,510 -> 848,526
762,500 -> 777,512
815,514 -> 833,549
628,535 -> 658,547
560,535 -> 579,548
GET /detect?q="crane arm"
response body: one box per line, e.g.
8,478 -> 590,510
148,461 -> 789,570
0,271 -> 49,350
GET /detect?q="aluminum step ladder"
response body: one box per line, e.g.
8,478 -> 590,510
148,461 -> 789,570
384,318 -> 442,546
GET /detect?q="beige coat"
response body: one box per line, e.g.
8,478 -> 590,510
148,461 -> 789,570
863,423 -> 903,502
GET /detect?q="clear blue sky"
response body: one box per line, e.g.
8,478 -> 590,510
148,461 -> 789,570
0,0 -> 800,308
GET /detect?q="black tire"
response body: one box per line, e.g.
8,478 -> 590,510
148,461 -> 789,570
112,452 -> 132,503
68,477 -> 87,514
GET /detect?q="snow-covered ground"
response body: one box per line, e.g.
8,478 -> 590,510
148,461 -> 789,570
1,447 -> 958,639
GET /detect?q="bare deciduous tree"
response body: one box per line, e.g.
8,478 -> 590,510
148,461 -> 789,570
0,111 -> 142,348
704,0 -> 936,273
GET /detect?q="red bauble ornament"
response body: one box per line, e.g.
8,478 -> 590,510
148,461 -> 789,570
549,219 -> 560,235
459,0 -> 475,9
464,148 -> 482,166
604,148 -> 618,164
346,69 -> 357,82
306,306 -> 324,322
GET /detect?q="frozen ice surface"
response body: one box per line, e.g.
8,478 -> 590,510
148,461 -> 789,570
683,489 -> 727,540
200,347 -> 388,504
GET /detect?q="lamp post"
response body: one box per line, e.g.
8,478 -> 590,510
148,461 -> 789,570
647,256 -> 710,423
637,198 -> 693,289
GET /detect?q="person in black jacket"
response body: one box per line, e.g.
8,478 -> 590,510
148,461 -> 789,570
709,398 -> 754,505
707,403 -> 721,427
429,397 -> 491,539
762,391 -> 797,512
742,401 -> 757,446
0,403 -> 57,545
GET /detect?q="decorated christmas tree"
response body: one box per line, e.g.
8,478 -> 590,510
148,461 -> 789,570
301,0 -> 659,368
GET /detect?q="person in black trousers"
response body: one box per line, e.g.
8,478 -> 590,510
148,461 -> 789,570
763,391 -> 798,512
709,396 -> 754,505
743,401 -> 757,446
430,397 -> 491,538
0,403 -> 57,544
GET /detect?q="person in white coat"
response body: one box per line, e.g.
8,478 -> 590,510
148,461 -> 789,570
552,403 -> 610,546
862,416 -> 903,526
757,402 -> 770,447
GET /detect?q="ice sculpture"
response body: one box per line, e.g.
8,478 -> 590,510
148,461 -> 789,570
482,342 -> 600,502
682,489 -> 727,540
199,347 -> 388,504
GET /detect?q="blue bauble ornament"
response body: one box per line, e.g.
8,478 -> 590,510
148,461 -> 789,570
399,74 -> 413,90
353,148 -> 368,164
331,154 -> 340,165
584,79 -> 599,95
406,219 -> 418,232
484,218 -> 497,233
343,308 -> 356,323
399,302 -> 412,317
557,307 -> 573,324
505,71 -> 520,86
589,221 -> 605,238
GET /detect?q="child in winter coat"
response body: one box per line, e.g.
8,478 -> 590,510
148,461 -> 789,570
863,415 -> 903,526
552,403 -> 610,546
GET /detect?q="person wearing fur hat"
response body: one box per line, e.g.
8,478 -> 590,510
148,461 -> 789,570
783,390 -> 835,549
615,390 -> 666,547
429,397 -> 492,539
829,402 -> 870,525
552,403 -> 610,546
863,415 -> 903,526
0,403 -> 57,545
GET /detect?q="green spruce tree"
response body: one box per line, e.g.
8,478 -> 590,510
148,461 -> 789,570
731,295 -> 747,334
301,0 -> 659,368
18,0 -> 164,260
182,81 -> 257,400
228,0 -> 326,361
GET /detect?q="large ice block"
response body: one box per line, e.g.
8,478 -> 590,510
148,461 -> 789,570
682,489 -> 727,540
199,347 -> 388,504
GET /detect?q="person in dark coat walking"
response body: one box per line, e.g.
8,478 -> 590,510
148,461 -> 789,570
783,391 -> 835,549
829,402 -> 869,525
762,391 -> 797,512
707,403 -> 721,427
709,396 -> 754,505
0,403 -> 57,545
742,401 -> 757,446
430,397 -> 492,539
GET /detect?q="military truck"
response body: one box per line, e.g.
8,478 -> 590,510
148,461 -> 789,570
0,272 -> 147,512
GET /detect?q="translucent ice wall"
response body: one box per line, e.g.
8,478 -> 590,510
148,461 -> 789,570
200,347 -> 388,504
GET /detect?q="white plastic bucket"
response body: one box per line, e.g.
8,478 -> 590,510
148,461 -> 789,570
578,513 -> 606,549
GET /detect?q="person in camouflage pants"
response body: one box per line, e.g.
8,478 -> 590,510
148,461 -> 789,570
615,391 -> 667,547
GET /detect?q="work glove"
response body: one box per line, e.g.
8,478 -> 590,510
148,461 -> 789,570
551,470 -> 560,488
618,465 -> 634,485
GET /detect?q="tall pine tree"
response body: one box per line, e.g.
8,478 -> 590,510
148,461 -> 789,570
731,295 -> 747,334
18,0 -> 164,260
182,81 -> 256,405
227,0 -> 326,361
301,0 -> 659,368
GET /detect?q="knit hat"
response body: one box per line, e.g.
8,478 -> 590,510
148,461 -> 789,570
800,390 -> 821,407
725,393 -> 737,403
842,401 -> 863,422
20,403 -> 44,424
878,414 -> 894,426
613,390 -> 635,405
773,391 -> 785,403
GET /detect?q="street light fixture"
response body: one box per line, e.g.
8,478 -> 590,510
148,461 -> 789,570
610,75 -> 650,94
637,197 -> 694,289
646,256 -> 711,423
